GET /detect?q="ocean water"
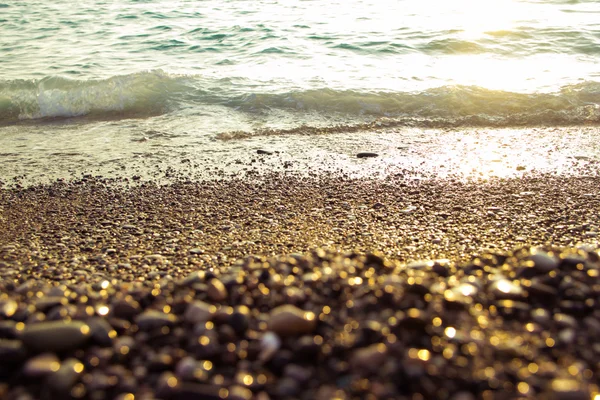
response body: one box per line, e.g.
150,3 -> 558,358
1,0 -> 600,181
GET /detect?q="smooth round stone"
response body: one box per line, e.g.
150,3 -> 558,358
207,279 -> 228,302
86,318 -> 116,347
229,385 -> 253,400
443,287 -> 474,309
259,331 -> 281,362
182,271 -> 205,286
495,300 -> 530,319
407,259 -> 453,276
489,279 -> 527,300
548,378 -> 589,400
0,339 -> 27,363
135,310 -> 178,331
34,296 -> 67,312
267,305 -> 317,337
526,281 -> 558,300
529,250 -> 559,273
21,320 -> 91,352
175,356 -> 197,380
532,308 -> 551,325
350,343 -> 388,372
112,298 -> 141,319
553,313 -> 577,329
48,358 -> 84,392
23,353 -> 61,377
0,299 -> 17,318
558,329 -> 576,345
228,306 -> 250,335
184,301 -> 215,325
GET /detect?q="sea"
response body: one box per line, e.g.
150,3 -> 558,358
1,0 -> 599,183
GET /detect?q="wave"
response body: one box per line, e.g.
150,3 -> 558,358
1,71 -> 599,128
226,83 -> 600,126
0,71 -> 181,123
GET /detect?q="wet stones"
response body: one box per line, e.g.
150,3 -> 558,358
0,299 -> 17,318
489,279 -> 528,301
259,331 -> 281,362
228,306 -> 250,336
207,279 -> 228,302
87,317 -> 117,347
546,378 -> 589,400
112,297 -> 141,319
350,343 -> 388,373
529,249 -> 559,273
21,320 -> 91,353
23,353 -> 60,377
135,310 -> 178,331
184,301 -> 216,325
47,358 -> 85,393
267,305 -> 317,337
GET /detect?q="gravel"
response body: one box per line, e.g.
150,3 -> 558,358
0,173 -> 599,399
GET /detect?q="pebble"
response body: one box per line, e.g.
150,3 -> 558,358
184,301 -> 216,324
228,306 -> 250,335
267,305 -> 317,337
182,271 -> 205,286
259,331 -> 281,362
112,298 -> 141,319
350,343 -> 388,372
87,317 -> 117,347
21,320 -> 91,352
48,358 -> 85,393
23,353 -> 61,377
356,152 -> 379,158
207,278 -> 228,301
0,299 -> 17,318
257,149 -> 273,155
529,249 -> 559,272
135,310 -> 178,331
548,378 -> 589,400
489,279 -> 527,300
229,385 -> 253,400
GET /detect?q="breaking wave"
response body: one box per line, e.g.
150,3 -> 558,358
1,70 -> 599,129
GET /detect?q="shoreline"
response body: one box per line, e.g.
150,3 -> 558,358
1,173 -> 599,399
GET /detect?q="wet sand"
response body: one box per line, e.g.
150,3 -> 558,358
0,173 -> 599,399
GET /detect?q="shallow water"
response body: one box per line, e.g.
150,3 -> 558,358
1,0 -> 599,181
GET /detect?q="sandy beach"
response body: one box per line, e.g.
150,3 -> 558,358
1,171 -> 599,399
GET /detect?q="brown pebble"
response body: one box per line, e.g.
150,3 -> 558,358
48,358 -> 84,392
548,378 -> 589,400
21,320 -> 91,352
23,353 -> 60,377
184,301 -> 216,324
135,310 -> 178,331
207,279 -> 228,302
350,343 -> 388,372
229,385 -> 253,400
267,305 -> 317,337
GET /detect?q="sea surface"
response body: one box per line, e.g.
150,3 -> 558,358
1,0 -> 600,182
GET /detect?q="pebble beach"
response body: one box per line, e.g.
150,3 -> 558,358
2,0 -> 600,398
1,171 -> 600,400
